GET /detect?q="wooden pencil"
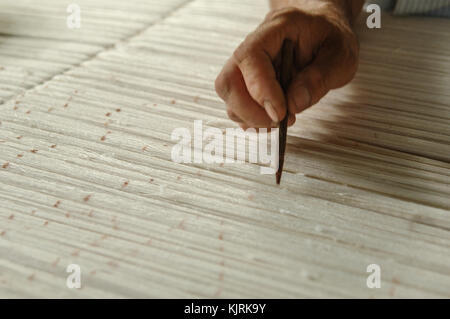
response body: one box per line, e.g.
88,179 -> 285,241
276,39 -> 295,184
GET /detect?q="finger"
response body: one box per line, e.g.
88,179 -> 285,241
227,108 -> 243,123
287,113 -> 296,127
233,40 -> 287,124
216,58 -> 245,124
287,37 -> 358,114
217,59 -> 276,128
215,58 -> 234,101
239,123 -> 249,130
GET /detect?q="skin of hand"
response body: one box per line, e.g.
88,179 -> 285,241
215,0 -> 364,129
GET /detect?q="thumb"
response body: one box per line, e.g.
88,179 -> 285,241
287,65 -> 325,115
287,40 -> 358,115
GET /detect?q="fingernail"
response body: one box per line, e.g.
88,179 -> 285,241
264,100 -> 279,123
295,87 -> 311,113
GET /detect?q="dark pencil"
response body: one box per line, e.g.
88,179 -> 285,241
276,39 -> 294,185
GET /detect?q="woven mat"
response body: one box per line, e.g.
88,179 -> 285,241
0,0 -> 449,298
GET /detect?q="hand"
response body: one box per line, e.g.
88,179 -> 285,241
215,4 -> 360,129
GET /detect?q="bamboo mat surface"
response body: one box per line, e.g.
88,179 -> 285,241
0,0 -> 449,298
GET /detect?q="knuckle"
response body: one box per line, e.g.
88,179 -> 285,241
263,10 -> 277,22
271,7 -> 304,23
346,53 -> 359,80
215,64 -> 239,100
343,33 -> 359,66
247,78 -> 265,103
339,40 -> 359,84
226,107 -> 234,118
233,37 -> 255,64
349,43 -> 360,70
226,107 -> 240,122
215,74 -> 229,100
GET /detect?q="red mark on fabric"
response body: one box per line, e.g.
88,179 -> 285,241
389,286 -> 396,297
213,287 -> 222,297
51,257 -> 60,267
71,249 -> 80,257
177,220 -> 186,230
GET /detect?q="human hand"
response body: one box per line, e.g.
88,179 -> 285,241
215,3 -> 360,129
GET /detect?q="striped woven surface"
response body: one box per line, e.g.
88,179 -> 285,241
370,0 -> 450,17
395,0 -> 450,16
0,0 -> 450,298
